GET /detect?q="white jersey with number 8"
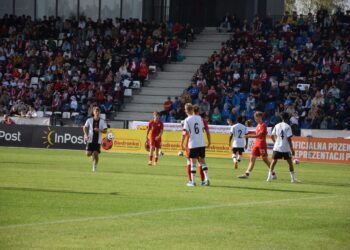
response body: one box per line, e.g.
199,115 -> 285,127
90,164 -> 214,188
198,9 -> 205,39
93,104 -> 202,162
183,115 -> 206,149
272,122 -> 293,152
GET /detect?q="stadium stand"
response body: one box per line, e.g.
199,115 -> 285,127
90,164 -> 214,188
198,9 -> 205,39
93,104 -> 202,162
180,9 -> 350,131
0,14 -> 194,125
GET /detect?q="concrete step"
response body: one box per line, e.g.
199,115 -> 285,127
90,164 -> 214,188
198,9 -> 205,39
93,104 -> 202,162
115,111 -> 153,121
130,95 -> 177,104
163,64 -> 199,72
187,43 -> 221,50
155,71 -> 194,80
182,49 -> 213,57
123,103 -> 164,113
141,87 -> 184,96
182,56 -> 208,65
149,79 -> 189,87
196,35 -> 230,42
200,30 -> 233,35
204,27 -> 220,31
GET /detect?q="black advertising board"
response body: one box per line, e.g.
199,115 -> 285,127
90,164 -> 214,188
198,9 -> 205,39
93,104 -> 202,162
0,124 -> 33,147
0,124 -> 85,150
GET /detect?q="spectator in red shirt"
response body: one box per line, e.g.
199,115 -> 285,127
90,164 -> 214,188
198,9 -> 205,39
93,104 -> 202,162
138,58 -> 149,86
2,114 -> 15,125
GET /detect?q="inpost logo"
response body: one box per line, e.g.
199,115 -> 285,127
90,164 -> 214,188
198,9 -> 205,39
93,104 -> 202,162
42,127 -> 84,148
0,130 -> 22,142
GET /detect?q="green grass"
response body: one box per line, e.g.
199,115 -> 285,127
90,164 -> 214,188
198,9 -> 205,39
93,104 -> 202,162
0,147 -> 349,250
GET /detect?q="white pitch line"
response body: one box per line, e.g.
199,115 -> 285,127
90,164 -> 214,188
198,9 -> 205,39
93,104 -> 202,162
0,195 -> 336,230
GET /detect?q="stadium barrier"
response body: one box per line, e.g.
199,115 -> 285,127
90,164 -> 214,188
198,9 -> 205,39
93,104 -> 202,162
1,124 -> 349,164
102,129 -> 350,164
0,124 -> 85,150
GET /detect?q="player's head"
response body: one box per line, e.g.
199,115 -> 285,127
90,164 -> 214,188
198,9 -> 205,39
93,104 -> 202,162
254,111 -> 263,123
237,116 -> 243,124
184,103 -> 194,115
193,105 -> 200,115
153,111 -> 160,121
245,119 -> 253,127
92,106 -> 101,117
280,112 -> 290,122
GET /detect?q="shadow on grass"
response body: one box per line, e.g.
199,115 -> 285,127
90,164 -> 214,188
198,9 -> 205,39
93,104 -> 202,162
0,186 -> 119,196
0,161 -> 44,165
211,185 -> 328,194
301,181 -> 350,188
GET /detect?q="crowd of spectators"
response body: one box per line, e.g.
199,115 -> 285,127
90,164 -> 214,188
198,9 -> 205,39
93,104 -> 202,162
0,14 -> 194,124
172,8 -> 350,132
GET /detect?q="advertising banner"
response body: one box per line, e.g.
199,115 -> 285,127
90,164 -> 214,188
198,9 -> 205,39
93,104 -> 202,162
31,126 -> 85,150
292,137 -> 350,164
0,124 -> 85,150
0,124 -> 33,147
102,129 -> 246,158
102,129 -> 350,164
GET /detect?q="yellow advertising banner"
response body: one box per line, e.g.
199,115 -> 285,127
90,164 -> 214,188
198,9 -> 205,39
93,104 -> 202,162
101,128 -> 236,158
101,129 -> 350,164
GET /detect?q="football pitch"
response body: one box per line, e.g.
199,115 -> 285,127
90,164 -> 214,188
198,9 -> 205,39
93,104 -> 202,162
0,147 -> 349,250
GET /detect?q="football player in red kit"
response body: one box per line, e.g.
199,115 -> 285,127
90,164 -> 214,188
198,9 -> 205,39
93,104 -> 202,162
238,111 -> 276,179
146,112 -> 164,166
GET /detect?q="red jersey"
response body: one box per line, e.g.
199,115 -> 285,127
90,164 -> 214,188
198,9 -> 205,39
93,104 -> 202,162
148,119 -> 163,139
254,122 -> 267,148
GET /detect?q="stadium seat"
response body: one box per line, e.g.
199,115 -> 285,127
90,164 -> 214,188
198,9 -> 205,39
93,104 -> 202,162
124,89 -> 132,96
100,113 -> 106,120
37,111 -> 44,118
131,81 -> 141,89
71,112 -> 79,117
45,111 -> 52,117
149,65 -> 157,73
62,112 -> 71,119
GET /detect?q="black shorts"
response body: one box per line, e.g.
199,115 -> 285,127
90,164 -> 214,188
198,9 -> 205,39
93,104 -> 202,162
232,147 -> 244,155
189,147 -> 206,159
86,143 -> 101,153
272,151 -> 292,160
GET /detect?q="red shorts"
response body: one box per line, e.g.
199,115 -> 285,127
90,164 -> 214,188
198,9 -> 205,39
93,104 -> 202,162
251,146 -> 268,158
150,138 -> 161,149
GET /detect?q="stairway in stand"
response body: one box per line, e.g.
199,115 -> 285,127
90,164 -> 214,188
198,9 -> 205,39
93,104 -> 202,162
114,27 -> 231,122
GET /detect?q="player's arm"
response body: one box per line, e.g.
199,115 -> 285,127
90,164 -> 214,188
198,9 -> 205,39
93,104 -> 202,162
83,120 -> 90,141
245,132 -> 263,138
205,128 -> 211,148
100,120 -> 108,134
229,133 -> 233,146
203,120 -> 211,147
181,131 -> 186,151
271,134 -> 276,143
146,123 -> 151,141
83,125 -> 89,141
181,120 -> 189,150
288,136 -> 295,156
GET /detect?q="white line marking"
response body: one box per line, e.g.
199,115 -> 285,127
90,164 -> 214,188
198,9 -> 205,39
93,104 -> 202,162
0,195 -> 336,230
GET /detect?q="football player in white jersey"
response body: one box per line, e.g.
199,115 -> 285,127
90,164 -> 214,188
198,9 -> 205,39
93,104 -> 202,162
83,106 -> 108,172
181,103 -> 211,187
267,112 -> 300,183
229,116 -> 248,169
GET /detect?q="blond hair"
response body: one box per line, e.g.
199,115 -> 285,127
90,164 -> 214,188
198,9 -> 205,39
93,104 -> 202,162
193,105 -> 200,114
254,111 -> 263,119
185,103 -> 193,113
